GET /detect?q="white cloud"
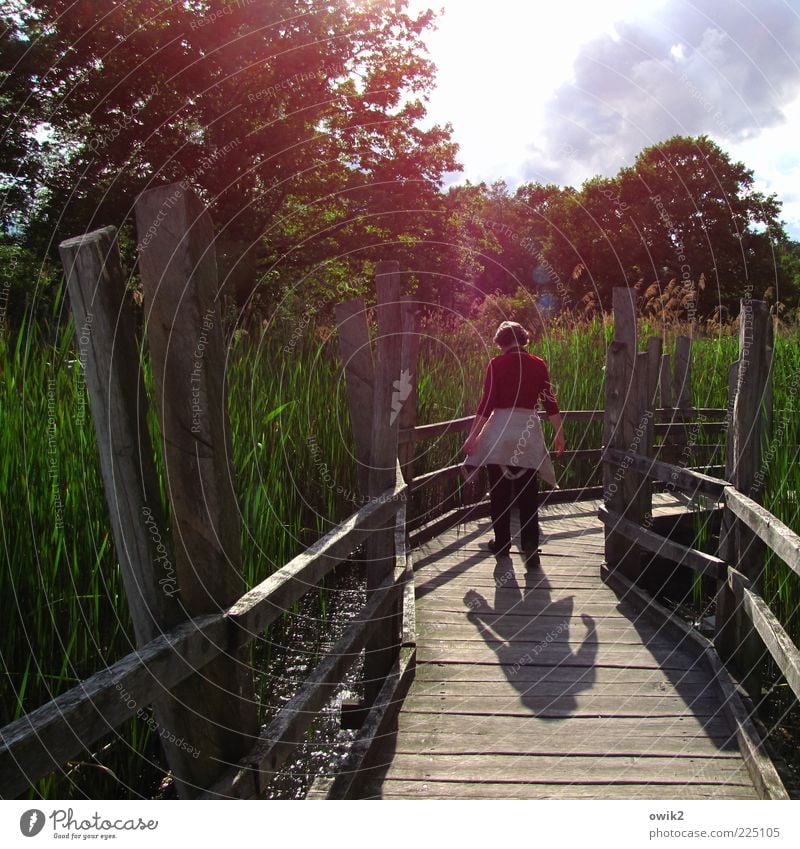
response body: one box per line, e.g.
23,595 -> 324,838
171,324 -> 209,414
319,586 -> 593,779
523,0 -> 800,191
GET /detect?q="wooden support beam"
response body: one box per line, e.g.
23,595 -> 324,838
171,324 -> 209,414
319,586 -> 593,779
335,298 -> 375,497
58,225 -> 219,797
598,505 -> 726,579
135,182 -> 258,796
603,288 -> 642,579
58,227 -> 182,643
715,360 -> 740,662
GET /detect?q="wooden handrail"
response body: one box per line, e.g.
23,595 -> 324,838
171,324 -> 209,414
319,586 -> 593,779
0,615 -> 227,799
0,477 -> 408,797
205,568 -> 407,798
399,408 -> 726,446
727,568 -> 800,703
603,448 -> 728,499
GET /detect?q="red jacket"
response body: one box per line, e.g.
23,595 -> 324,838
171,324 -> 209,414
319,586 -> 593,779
475,350 -> 560,418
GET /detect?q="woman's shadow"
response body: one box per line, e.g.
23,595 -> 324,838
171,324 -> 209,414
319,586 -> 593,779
464,559 -> 598,718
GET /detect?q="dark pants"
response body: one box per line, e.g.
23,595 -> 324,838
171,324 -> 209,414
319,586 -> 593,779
487,465 -> 540,552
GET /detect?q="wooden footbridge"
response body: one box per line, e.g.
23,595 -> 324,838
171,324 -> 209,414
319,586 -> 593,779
1,185 -> 797,800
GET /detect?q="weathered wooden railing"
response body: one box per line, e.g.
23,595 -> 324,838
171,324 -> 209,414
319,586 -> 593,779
0,470 -> 414,799
599,288 -> 795,799
0,187 -> 418,800
402,405 -> 725,544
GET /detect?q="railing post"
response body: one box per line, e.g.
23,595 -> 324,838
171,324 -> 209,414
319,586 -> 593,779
397,296 -> 419,488
719,299 -> 773,699
363,261 -> 403,706
58,227 -> 199,785
603,288 -> 642,580
335,298 -> 375,499
135,183 -> 259,796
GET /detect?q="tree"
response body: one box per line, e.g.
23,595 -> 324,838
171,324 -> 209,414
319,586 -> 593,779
0,0 -> 459,318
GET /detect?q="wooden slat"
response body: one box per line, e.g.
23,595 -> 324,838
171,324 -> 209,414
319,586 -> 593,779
603,448 -> 727,499
728,569 -> 800,703
0,616 -> 226,799
227,479 -> 406,645
383,753 -> 751,784
374,780 -> 756,800
726,487 -> 800,580
598,505 -> 726,578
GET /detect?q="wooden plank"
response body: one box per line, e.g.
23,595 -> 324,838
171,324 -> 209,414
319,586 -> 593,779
0,615 -> 226,799
393,731 -> 738,758
604,448 -> 727,499
598,505 -> 726,578
408,678 -> 717,699
728,569 -> 800,703
726,487 -> 800,580
383,753 -> 751,784
416,645 -> 695,668
374,780 -> 756,800
334,298 -> 375,496
136,183 -> 260,795
227,479 -> 405,643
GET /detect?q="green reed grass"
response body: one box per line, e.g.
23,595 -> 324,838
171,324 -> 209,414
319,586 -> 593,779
3,303 -> 799,799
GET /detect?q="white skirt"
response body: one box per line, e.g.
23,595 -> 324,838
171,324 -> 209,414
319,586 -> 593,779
464,408 -> 557,487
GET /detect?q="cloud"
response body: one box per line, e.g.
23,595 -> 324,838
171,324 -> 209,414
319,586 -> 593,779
522,0 -> 800,185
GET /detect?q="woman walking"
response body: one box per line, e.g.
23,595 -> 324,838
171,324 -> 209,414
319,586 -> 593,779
462,321 -> 565,566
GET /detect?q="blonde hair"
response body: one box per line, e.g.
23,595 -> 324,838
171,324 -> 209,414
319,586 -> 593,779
494,321 -> 530,349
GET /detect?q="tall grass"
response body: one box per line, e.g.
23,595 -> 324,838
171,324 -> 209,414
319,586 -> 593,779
2,301 -> 799,798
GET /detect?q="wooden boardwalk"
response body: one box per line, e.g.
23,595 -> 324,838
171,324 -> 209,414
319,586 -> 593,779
363,497 -> 760,799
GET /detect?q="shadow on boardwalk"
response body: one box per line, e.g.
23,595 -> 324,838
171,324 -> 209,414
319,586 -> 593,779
464,560 -> 598,718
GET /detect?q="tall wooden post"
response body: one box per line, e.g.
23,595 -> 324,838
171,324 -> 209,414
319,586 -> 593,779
716,360 -> 740,663
397,297 -> 419,487
725,299 -> 773,699
335,298 -> 375,499
603,288 -> 643,580
135,184 -> 258,796
672,335 -> 693,467
59,228 -> 204,787
364,261 -> 403,705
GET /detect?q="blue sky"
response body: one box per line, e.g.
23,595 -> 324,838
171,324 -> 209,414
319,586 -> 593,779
409,0 -> 800,238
